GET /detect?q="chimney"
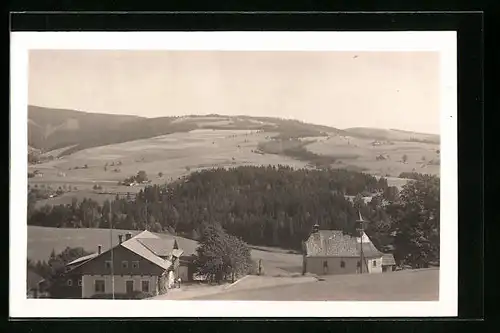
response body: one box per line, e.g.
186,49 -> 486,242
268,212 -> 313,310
125,232 -> 132,240
97,245 -> 102,255
118,234 -> 123,244
312,223 -> 320,234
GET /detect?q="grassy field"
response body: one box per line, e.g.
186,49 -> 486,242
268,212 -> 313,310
28,129 -> 310,205
28,125 -> 437,208
188,268 -> 439,301
304,134 -> 440,177
27,226 -> 303,277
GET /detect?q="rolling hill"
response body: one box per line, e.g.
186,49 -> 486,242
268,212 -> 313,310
28,105 -> 348,156
344,127 -> 439,144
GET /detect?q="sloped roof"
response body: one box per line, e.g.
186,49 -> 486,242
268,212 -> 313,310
136,238 -> 175,257
66,252 -> 98,266
304,230 -> 383,258
382,253 -> 396,266
172,249 -> 184,258
68,230 -> 174,272
134,230 -> 160,239
121,237 -> 172,270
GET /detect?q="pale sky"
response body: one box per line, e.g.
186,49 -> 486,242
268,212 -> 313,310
29,50 -> 440,134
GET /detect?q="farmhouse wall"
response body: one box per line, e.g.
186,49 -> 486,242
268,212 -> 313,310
305,256 -> 383,275
81,274 -> 159,298
48,272 -> 82,299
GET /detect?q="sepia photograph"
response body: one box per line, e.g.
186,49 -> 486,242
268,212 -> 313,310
11,31 -> 457,317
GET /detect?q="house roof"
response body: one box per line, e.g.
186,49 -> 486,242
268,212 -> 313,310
134,230 -> 159,239
304,230 -> 383,258
68,230 -> 174,272
66,252 -> 98,266
121,235 -> 172,270
382,253 -> 396,266
136,238 -> 175,257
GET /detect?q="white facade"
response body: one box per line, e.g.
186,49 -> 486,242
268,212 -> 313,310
81,274 -> 159,298
365,257 -> 383,274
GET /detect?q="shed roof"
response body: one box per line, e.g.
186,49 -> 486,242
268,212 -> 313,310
382,253 -> 396,266
66,252 -> 98,266
304,230 -> 383,258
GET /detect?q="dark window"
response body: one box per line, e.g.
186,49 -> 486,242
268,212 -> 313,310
122,261 -> 129,269
105,261 -> 112,269
340,261 -> 345,268
78,279 -> 82,286
66,279 -> 73,286
323,261 -> 328,268
142,280 -> 150,293
357,261 -> 361,268
95,280 -> 105,293
373,260 -> 377,267
132,261 -> 139,269
126,280 -> 134,294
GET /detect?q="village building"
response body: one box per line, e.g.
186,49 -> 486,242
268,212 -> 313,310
48,230 -> 195,299
27,269 -> 47,298
382,253 -> 397,272
302,224 -> 391,276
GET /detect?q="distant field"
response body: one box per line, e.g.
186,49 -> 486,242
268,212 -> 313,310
28,129 -> 307,186
27,226 -> 303,276
28,126 -> 437,209
305,134 -> 440,177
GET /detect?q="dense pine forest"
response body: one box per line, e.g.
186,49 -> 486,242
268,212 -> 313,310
27,166 -> 440,267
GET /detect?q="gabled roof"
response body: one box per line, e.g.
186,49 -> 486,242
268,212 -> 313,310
68,230 -> 173,272
382,253 -> 396,266
134,230 -> 159,239
66,253 -> 98,266
121,239 -> 172,270
136,238 -> 175,257
304,230 -> 383,258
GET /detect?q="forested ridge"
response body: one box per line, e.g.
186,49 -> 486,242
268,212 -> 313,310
28,166 -> 440,267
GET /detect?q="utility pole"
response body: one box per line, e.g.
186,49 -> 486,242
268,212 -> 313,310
356,211 -> 365,274
110,200 -> 115,299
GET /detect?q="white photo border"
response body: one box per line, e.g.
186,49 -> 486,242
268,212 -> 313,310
10,31 -> 457,318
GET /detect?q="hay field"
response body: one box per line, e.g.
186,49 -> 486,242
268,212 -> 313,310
305,134 -> 440,177
28,129 -> 309,205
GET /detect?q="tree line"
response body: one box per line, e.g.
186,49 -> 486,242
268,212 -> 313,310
27,165 -> 439,268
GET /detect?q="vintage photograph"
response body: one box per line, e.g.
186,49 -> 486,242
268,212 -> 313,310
25,48 -> 441,302
10,31 -> 457,317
